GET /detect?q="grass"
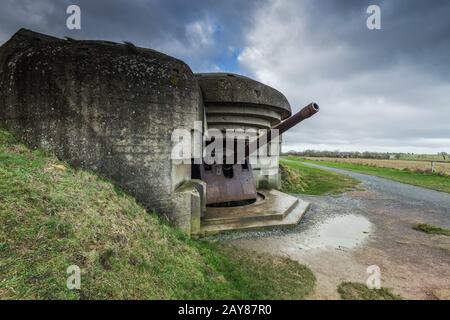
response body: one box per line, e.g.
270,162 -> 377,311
299,157 -> 450,194
337,282 -> 402,300
0,127 -> 315,299
412,223 -> 450,236
304,157 -> 450,176
280,157 -> 360,195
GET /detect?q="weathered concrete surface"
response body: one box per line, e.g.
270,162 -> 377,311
196,73 -> 292,121
201,189 -> 310,236
0,29 -> 202,228
173,180 -> 205,234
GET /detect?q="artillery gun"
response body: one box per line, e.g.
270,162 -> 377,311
194,73 -> 319,207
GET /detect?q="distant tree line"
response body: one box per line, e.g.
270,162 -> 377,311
439,152 -> 448,160
284,150 -> 392,159
283,150 -> 449,160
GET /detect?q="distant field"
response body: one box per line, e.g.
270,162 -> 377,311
400,154 -> 450,162
304,157 -> 450,176
294,156 -> 450,194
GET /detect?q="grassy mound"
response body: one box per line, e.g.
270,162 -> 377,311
280,163 -> 308,193
280,157 -> 360,195
0,128 -> 315,299
337,282 -> 402,300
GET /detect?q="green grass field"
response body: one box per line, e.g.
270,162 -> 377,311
337,282 -> 402,300
294,157 -> 450,194
280,157 -> 360,195
413,223 -> 450,236
0,128 -> 315,299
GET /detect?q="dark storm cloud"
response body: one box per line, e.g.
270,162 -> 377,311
0,0 -> 448,152
0,0 -> 265,71
238,0 -> 450,153
297,0 -> 450,80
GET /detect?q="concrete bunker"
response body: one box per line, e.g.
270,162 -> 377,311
0,29 -> 319,236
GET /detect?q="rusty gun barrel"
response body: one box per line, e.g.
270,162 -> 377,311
245,102 -> 319,158
272,102 -> 319,135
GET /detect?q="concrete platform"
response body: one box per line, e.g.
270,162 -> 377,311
200,189 -> 310,236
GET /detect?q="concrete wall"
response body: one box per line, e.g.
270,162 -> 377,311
0,29 -> 202,231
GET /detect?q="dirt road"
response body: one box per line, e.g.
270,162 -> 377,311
223,164 -> 450,299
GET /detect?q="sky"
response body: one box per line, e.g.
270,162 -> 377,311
0,0 -> 449,154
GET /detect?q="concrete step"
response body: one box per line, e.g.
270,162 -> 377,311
202,199 -> 299,226
202,190 -> 299,226
199,192 -> 310,236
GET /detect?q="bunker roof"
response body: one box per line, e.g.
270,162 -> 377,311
195,73 -> 292,120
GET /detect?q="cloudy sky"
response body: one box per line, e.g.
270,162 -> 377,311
1,0 -> 449,153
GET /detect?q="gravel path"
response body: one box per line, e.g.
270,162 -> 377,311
305,162 -> 450,217
222,164 -> 450,299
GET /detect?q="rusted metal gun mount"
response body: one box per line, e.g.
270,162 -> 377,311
197,102 -> 319,206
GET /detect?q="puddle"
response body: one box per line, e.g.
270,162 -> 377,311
294,214 -> 372,251
228,214 -> 373,257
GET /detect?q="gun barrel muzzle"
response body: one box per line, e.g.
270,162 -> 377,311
272,102 -> 319,135
245,102 -> 319,159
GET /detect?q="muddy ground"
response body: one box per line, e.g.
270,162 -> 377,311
220,164 -> 450,300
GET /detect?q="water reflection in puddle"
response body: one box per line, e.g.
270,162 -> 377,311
228,214 -> 373,255
295,214 -> 372,251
